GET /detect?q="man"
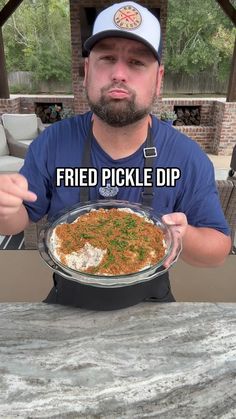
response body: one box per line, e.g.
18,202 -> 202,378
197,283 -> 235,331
0,2 -> 231,309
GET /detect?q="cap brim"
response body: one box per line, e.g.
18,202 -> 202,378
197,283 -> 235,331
84,30 -> 161,64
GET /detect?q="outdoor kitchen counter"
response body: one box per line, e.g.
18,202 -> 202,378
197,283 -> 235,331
0,302 -> 235,418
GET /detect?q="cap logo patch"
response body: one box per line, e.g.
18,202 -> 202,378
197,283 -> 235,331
114,5 -> 142,30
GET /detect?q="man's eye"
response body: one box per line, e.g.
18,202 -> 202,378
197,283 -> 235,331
100,56 -> 115,62
129,59 -> 145,66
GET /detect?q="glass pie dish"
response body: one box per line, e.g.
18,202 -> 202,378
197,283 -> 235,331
38,200 -> 182,288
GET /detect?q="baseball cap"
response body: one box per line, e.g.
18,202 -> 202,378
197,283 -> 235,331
84,1 -> 162,64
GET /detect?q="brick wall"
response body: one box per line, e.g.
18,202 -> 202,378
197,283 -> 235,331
0,95 -> 235,157
20,96 -> 74,114
0,96 -> 74,116
212,101 -> 236,155
174,126 -> 215,153
162,98 -> 235,155
162,99 -> 216,153
0,97 -> 20,115
69,0 -> 86,114
161,99 -> 215,125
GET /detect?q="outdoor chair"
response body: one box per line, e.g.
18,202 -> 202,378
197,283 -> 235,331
0,124 -> 25,172
1,113 -> 45,148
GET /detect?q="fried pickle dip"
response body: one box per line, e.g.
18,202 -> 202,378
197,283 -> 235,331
50,208 -> 167,276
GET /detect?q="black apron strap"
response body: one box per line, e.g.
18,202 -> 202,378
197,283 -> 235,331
79,122 -> 93,202
141,123 -> 157,207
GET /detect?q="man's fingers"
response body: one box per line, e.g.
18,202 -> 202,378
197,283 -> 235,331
2,184 -> 37,203
163,212 -> 187,227
20,189 -> 37,202
162,214 -> 176,225
10,173 -> 28,187
163,238 -> 182,268
1,175 -> 37,202
163,225 -> 183,268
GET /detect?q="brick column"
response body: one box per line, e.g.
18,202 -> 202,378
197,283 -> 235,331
213,101 -> 236,155
0,97 -> 20,115
69,0 -> 87,114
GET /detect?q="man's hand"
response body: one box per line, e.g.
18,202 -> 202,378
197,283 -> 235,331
162,212 -> 187,268
162,212 -> 231,268
0,174 -> 37,235
0,173 -> 37,218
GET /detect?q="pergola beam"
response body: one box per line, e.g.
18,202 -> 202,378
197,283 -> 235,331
0,0 -> 24,27
227,37 -> 236,102
0,0 -> 24,98
215,0 -> 236,101
215,0 -> 236,25
0,27 -> 9,98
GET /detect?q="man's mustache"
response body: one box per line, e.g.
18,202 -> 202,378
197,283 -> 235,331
101,83 -> 135,96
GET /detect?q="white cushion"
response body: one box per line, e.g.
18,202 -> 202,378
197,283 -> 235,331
2,113 -> 38,141
19,139 -> 33,146
0,125 -> 9,156
0,156 -> 24,172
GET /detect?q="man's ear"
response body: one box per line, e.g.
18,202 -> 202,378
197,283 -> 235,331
83,57 -> 89,87
156,64 -> 164,96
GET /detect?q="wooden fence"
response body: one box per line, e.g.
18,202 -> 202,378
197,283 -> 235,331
163,72 -> 227,95
8,71 -> 227,95
8,71 -> 33,88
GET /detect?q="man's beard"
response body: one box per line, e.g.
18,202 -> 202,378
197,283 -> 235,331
85,85 -> 156,127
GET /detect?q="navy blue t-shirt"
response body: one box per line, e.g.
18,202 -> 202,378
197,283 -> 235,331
20,111 -> 230,235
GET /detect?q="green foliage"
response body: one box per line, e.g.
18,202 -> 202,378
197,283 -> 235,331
9,83 -> 35,94
165,0 -> 235,81
60,107 -> 75,119
160,110 -> 177,121
1,0 -> 71,83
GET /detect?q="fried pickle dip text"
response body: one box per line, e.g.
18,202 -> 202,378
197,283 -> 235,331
50,208 -> 167,276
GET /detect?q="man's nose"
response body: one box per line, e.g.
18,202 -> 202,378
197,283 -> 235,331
111,61 -> 128,82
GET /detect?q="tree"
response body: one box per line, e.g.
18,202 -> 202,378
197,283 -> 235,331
165,0 -> 235,81
1,0 -> 71,82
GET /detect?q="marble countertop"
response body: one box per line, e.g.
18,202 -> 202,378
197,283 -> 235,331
0,302 -> 236,418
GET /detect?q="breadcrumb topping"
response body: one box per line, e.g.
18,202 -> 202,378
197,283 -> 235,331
51,208 -> 166,275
